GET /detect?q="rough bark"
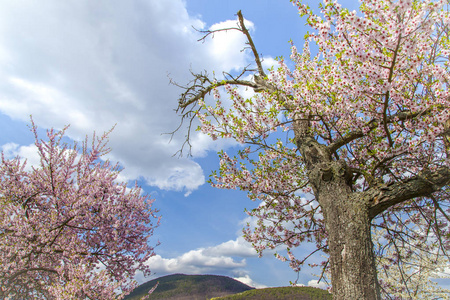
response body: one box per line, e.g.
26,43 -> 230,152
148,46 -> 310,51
295,119 -> 381,299
320,173 -> 381,299
325,193 -> 380,299
309,161 -> 380,299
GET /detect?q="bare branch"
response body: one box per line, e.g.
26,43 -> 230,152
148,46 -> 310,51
175,72 -> 258,110
237,10 -> 266,78
171,10 -> 277,156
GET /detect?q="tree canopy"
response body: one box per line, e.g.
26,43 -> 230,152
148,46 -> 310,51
176,0 -> 450,298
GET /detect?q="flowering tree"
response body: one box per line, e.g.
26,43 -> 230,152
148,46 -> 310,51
0,122 -> 160,299
373,227 -> 450,299
176,0 -> 450,299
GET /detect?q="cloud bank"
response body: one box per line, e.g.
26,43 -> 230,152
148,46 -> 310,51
135,236 -> 260,286
0,0 -> 257,194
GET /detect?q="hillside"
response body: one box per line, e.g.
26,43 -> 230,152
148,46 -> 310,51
124,274 -> 254,300
212,286 -> 332,300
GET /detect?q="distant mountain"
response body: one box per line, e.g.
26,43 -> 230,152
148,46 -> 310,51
124,273 -> 254,300
211,286 -> 332,300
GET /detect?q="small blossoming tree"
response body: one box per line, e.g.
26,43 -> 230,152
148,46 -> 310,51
374,226 -> 450,299
176,0 -> 450,299
0,122 -> 160,299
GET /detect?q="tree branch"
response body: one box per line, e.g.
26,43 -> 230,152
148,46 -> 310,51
172,10 -> 277,156
4,267 -> 58,291
237,10 -> 266,78
367,167 -> 450,219
328,108 -> 434,154
176,76 -> 258,110
176,10 -> 270,111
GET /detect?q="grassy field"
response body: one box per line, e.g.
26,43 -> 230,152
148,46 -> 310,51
211,286 -> 332,300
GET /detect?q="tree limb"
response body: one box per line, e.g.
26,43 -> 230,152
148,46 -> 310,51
177,76 -> 258,110
172,11 -> 277,155
176,11 -> 270,112
367,167 -> 450,219
328,108 -> 434,154
236,10 -> 266,78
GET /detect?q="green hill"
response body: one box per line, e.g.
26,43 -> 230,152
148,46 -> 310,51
124,274 -> 254,300
211,286 -> 332,300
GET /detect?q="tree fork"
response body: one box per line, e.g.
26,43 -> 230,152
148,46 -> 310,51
296,119 -> 382,298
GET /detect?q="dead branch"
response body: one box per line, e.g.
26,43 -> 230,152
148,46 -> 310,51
170,10 -> 275,156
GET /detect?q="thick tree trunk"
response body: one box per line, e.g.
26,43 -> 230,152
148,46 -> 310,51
309,161 -> 381,300
294,120 -> 381,299
326,207 -> 380,299
291,117 -> 450,299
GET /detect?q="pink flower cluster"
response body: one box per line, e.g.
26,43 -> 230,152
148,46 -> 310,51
0,124 -> 160,299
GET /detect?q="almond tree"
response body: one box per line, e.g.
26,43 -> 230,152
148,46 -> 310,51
373,226 -> 450,299
0,122 -> 160,299
175,0 -> 450,298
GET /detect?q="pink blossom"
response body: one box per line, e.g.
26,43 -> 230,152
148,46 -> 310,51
0,122 -> 160,299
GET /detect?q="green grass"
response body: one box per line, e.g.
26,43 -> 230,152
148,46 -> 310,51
211,286 -> 332,300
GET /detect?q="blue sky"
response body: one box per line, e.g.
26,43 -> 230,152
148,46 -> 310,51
4,0 -> 446,291
0,0 -> 329,288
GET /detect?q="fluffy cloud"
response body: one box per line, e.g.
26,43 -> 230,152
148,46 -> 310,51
205,19 -> 254,72
307,279 -> 329,290
0,0 -> 255,193
144,251 -> 246,276
233,275 -> 267,289
203,236 -> 258,258
1,143 -> 40,171
135,237 -> 260,285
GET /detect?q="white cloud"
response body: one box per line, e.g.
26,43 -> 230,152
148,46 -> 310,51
1,143 -> 40,171
135,237 -> 260,285
3,78 -> 94,132
233,275 -> 267,289
203,236 -> 257,258
205,19 -> 255,72
136,251 -> 246,285
189,131 -> 238,158
110,150 -> 205,197
149,250 -> 246,273
0,0 -> 256,193
307,279 -> 329,290
1,143 -> 20,158
261,56 -> 278,71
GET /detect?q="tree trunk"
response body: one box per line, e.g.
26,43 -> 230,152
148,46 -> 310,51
326,206 -> 380,300
294,120 -> 381,299
309,160 -> 381,300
